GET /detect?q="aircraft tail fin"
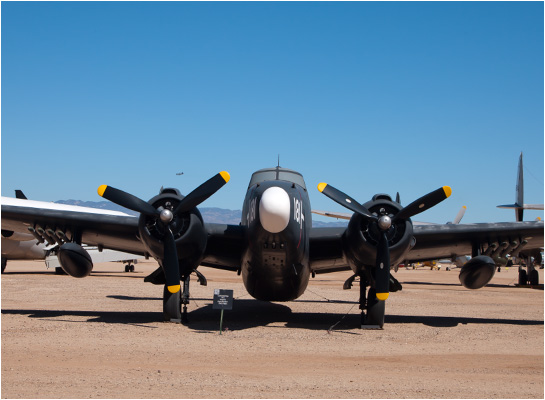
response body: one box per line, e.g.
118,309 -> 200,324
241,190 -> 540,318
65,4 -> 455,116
15,190 -> 28,200
496,152 -> 544,221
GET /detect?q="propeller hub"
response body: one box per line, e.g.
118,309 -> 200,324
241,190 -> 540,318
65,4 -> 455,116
159,209 -> 174,224
378,215 -> 392,231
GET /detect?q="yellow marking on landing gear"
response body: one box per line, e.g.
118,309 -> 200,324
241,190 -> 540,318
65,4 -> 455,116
376,293 -> 389,301
167,285 -> 181,293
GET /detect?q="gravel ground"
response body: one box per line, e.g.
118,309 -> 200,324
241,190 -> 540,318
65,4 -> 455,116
2,260 -> 543,398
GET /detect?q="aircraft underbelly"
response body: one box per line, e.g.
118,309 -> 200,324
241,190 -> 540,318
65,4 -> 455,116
242,247 -> 310,302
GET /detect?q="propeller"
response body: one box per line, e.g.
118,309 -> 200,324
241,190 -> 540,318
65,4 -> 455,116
318,182 -> 451,300
98,171 -> 230,293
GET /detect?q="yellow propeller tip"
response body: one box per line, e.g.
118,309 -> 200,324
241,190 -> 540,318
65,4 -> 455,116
167,285 -> 181,294
443,186 -> 452,198
462,205 -> 467,209
317,182 -> 327,193
376,293 -> 389,301
97,185 -> 108,197
220,171 -> 230,183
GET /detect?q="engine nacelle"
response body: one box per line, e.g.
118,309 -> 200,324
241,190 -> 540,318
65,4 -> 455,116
343,196 -> 414,270
138,189 -> 207,272
57,243 -> 93,278
459,255 -> 495,289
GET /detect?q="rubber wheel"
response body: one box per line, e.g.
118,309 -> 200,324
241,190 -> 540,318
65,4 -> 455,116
529,269 -> 539,286
365,288 -> 385,328
518,270 -> 528,286
163,285 -> 182,322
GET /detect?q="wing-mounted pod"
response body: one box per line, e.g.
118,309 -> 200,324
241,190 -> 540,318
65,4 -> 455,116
458,255 -> 496,289
343,195 -> 413,269
57,242 -> 93,278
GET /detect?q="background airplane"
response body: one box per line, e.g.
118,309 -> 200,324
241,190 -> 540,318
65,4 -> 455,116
2,168 -> 543,329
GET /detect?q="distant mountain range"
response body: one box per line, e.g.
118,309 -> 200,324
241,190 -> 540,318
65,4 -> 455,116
55,200 -> 347,227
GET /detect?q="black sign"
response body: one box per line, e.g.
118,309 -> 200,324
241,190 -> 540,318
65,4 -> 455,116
213,289 -> 233,310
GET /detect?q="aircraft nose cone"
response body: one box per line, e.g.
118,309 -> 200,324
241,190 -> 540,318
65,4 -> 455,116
259,187 -> 291,233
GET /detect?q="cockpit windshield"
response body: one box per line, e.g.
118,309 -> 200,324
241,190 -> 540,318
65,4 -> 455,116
248,167 -> 306,190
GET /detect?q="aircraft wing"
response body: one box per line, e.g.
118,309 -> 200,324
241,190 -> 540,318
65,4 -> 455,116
1,197 -> 246,270
1,198 -> 145,255
309,221 -> 544,273
3,197 -> 543,276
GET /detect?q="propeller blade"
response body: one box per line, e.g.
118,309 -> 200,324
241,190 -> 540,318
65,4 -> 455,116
173,171 -> 230,215
317,183 -> 377,222
395,192 -> 401,204
452,205 -> 467,224
375,231 -> 390,300
394,186 -> 452,221
98,185 -> 159,217
163,227 -> 181,293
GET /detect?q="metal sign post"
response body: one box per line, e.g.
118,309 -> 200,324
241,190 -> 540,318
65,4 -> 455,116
212,289 -> 233,334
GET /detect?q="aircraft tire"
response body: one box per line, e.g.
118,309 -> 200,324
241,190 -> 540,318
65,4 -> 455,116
163,285 -> 182,323
529,269 -> 539,286
365,288 -> 385,328
518,270 -> 527,286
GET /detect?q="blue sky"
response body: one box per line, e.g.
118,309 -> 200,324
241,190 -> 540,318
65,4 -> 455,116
2,1 -> 543,223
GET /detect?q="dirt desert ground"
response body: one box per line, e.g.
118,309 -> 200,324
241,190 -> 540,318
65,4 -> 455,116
2,259 -> 543,399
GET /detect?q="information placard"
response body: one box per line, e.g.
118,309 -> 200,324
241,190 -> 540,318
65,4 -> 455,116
213,289 -> 233,310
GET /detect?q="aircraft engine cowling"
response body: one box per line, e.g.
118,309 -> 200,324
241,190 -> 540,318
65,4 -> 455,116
459,255 -> 496,289
137,189 -> 207,271
57,243 -> 93,278
343,196 -> 414,270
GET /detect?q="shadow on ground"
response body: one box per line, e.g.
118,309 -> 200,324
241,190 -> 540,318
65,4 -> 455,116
2,296 -> 543,330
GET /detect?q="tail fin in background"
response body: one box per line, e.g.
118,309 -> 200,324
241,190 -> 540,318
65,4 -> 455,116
14,190 -> 28,200
497,152 -> 544,221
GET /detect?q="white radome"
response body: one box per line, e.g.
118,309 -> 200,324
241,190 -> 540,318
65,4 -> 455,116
259,187 -> 291,233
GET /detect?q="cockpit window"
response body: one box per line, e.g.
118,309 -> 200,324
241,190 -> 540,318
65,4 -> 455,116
249,167 -> 306,189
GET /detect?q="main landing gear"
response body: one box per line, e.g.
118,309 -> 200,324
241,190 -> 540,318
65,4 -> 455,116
344,271 -> 402,329
162,270 -> 208,324
360,283 -> 385,329
124,262 -> 135,272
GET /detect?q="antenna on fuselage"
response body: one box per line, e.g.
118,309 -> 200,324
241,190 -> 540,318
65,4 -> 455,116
277,154 -> 280,168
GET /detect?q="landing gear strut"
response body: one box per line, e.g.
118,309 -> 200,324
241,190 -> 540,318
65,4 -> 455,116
162,275 -> 190,324
124,262 -> 135,272
518,254 -> 540,286
161,270 -> 206,324
358,275 -> 385,329
163,285 -> 181,323
181,275 -> 191,324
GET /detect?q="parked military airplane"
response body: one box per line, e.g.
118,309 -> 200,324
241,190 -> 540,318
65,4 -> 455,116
2,167 -> 543,328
